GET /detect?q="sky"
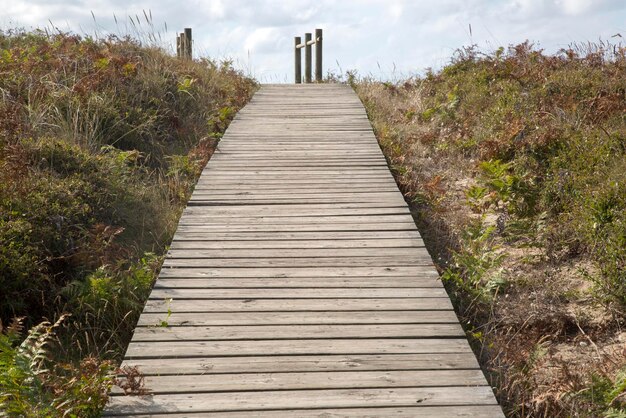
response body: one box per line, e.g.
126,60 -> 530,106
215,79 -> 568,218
1,0 -> 624,83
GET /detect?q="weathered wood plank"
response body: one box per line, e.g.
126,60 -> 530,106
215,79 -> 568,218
193,180 -> 400,188
182,202 -> 407,211
143,298 -> 454,313
174,223 -> 419,232
113,369 -> 487,394
122,353 -> 480,375
132,323 -> 465,341
180,207 -> 411,217
166,247 -> 423,258
188,197 -> 408,205
169,238 -> 424,249
104,386 -> 498,415
172,231 -> 423,241
147,287 -> 449,299
157,266 -> 436,278
152,277 -> 439,289
125,338 -> 474,358
115,406 -> 505,418
136,310 -> 459,326
177,215 -> 415,225
161,256 -> 433,268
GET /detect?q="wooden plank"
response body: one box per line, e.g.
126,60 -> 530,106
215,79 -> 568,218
147,288 -> 449,299
136,310 -> 459,326
122,353 -> 480,375
114,406 -> 505,418
212,148 -> 384,153
182,202 -> 407,211
152,277 -> 440,289
132,323 -> 464,341
197,181 -> 395,187
201,168 -> 391,173
124,338 -> 475,358
104,386 -> 498,414
212,147 -> 386,152
193,180 -> 400,187
188,193 -> 406,201
174,223 -> 419,232
143,298 -> 454,313
157,266 -> 436,278
166,247 -> 423,258
169,239 -> 424,249
172,231 -> 423,241
113,369 -> 488,394
192,187 -> 396,193
192,187 -> 400,193
180,207 -> 411,217
176,215 -> 416,225
161,256 -> 434,268
195,172 -> 390,177
188,197 -> 408,205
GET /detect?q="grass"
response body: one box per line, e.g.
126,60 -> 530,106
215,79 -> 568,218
0,28 -> 255,415
354,41 -> 626,417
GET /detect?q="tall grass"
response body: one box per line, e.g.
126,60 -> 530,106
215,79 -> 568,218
355,41 -> 625,416
0,29 -> 256,415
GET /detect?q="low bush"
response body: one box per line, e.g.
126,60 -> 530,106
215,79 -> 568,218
0,29 -> 255,415
355,40 -> 625,416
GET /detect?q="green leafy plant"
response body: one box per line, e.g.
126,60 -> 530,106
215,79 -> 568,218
0,29 -> 256,415
442,217 -> 507,302
157,298 -> 173,328
355,38 -> 626,417
0,316 -> 115,417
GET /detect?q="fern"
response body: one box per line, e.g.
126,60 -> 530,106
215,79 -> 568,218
0,315 -> 69,416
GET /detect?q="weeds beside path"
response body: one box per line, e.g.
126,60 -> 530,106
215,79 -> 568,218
355,41 -> 626,417
0,30 -> 256,415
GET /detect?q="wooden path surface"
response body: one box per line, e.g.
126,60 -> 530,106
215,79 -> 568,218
104,84 -> 503,417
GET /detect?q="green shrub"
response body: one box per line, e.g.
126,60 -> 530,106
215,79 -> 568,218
0,30 -> 255,325
60,254 -> 160,357
442,217 -> 507,304
355,40 -> 626,416
0,317 -> 114,417
0,29 -> 255,415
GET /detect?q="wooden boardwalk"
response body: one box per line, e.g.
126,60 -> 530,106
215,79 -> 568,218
104,84 -> 503,417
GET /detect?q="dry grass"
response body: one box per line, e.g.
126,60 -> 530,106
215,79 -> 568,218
0,29 -> 256,416
354,41 -> 626,417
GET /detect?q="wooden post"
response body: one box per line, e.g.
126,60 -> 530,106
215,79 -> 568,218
294,37 -> 302,84
304,32 -> 312,83
176,34 -> 181,58
184,28 -> 192,59
179,32 -> 186,59
315,28 -> 323,82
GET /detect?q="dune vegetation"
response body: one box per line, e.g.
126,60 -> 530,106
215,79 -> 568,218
0,29 -> 255,415
354,41 -> 626,417
1,24 -> 624,418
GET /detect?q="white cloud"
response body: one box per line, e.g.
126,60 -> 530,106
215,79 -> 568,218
1,0 -> 624,82
244,27 -> 283,54
556,0 -> 592,15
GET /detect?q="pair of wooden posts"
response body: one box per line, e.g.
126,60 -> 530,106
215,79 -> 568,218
294,29 -> 323,84
177,28 -> 193,59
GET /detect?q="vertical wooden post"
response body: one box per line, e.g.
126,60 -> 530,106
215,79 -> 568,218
294,37 -> 302,84
184,28 -> 192,59
315,28 -> 323,82
304,32 -> 312,83
179,32 -> 186,59
176,34 -> 181,58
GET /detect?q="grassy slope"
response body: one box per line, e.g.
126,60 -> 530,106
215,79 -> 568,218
0,30 -> 255,415
355,42 -> 626,417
